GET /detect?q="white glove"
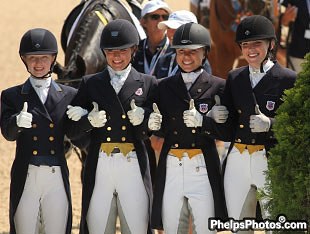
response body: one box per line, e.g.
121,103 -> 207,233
250,105 -> 271,132
66,105 -> 88,121
16,102 -> 32,128
183,99 -> 203,128
148,103 -> 162,131
207,95 -> 229,123
127,99 -> 145,126
87,102 -> 107,128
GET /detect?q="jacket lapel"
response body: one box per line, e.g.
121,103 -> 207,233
168,74 -> 191,104
253,63 -> 280,94
21,79 -> 52,121
189,71 -> 212,99
99,70 -> 127,114
235,68 -> 257,107
118,69 -> 144,107
44,80 -> 66,121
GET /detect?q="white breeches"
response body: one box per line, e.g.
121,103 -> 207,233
224,147 -> 269,220
14,165 -> 68,234
162,153 -> 215,234
87,151 -> 149,234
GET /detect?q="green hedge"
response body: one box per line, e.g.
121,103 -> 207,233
265,53 -> 310,233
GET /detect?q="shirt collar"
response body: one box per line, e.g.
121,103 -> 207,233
181,69 -> 203,84
29,76 -> 51,89
249,59 -> 274,74
107,64 -> 132,79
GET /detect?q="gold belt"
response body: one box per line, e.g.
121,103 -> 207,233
234,143 -> 265,155
169,149 -> 203,159
100,143 -> 134,156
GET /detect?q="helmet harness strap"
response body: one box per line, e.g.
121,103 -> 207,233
260,40 -> 272,73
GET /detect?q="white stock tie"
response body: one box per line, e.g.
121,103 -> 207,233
108,65 -> 131,94
30,76 -> 51,104
181,69 -> 203,90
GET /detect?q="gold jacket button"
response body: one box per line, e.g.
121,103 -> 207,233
236,138 -> 242,143
50,150 -> 55,155
174,143 -> 179,148
49,123 -> 54,128
251,139 -> 256,144
192,129 -> 196,133
49,136 -> 54,141
121,126 -> 126,130
107,137 -> 111,142
33,150 -> 38,155
191,143 -> 196,147
33,136 -> 38,141
238,109 -> 242,114
32,124 -> 37,128
239,124 -> 244,128
107,127 -> 112,131
121,137 -> 126,142
122,115 -> 126,119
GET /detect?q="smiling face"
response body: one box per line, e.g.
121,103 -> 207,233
240,39 -> 274,69
23,54 -> 55,78
175,47 -> 206,72
104,47 -> 135,71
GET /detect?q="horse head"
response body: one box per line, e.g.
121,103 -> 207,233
54,0 -> 142,87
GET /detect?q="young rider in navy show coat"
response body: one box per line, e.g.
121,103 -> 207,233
149,23 -> 228,233
66,19 -> 157,234
201,15 -> 296,222
0,28 -> 76,234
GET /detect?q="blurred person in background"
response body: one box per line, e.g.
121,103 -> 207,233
279,0 -> 310,73
133,0 -> 172,75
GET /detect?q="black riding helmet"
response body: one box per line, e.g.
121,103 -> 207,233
236,15 -> 277,71
19,28 -> 58,78
100,19 -> 139,50
171,22 -> 211,51
235,15 -> 276,43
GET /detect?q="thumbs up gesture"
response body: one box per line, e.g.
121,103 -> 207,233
183,99 -> 203,128
148,103 -> 162,131
127,99 -> 145,126
16,102 -> 33,128
249,105 -> 271,132
87,102 -> 107,128
207,95 -> 229,123
66,105 -> 88,121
